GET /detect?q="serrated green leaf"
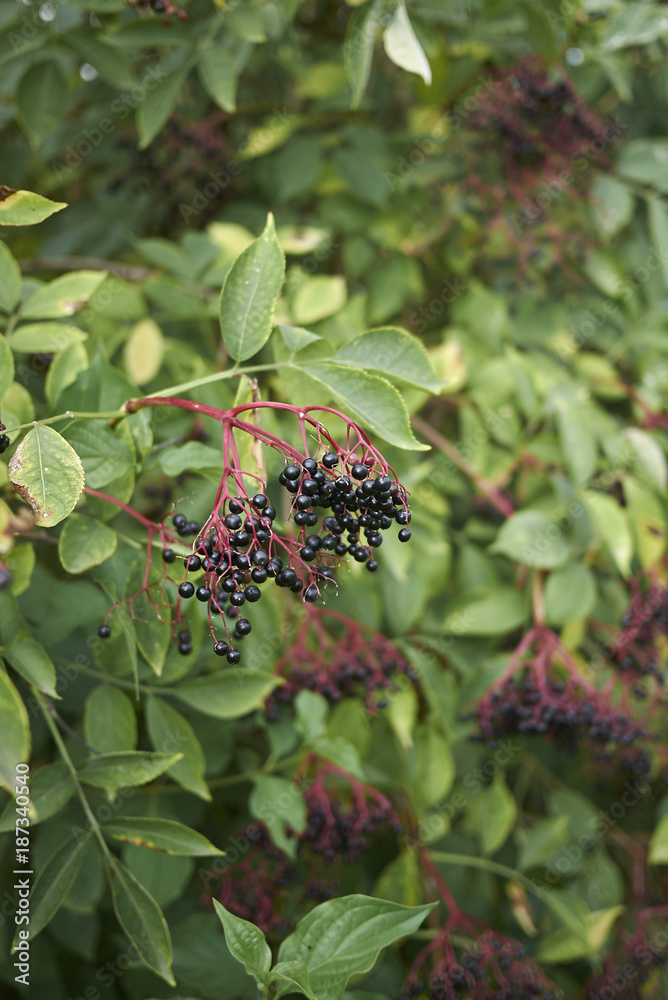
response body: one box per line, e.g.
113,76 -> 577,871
62,423 -> 133,489
213,899 -> 272,983
220,213 -> 285,361
278,896 -> 433,1000
8,426 -> 84,528
59,513 -> 117,574
77,751 -> 183,788
103,817 -> 223,855
0,188 -> 67,226
173,669 -> 281,719
145,698 -> 211,801
83,686 -> 137,753
21,271 -> 107,319
5,638 -> 58,698
0,242 -> 21,312
298,361 -> 429,451
107,858 -> 175,984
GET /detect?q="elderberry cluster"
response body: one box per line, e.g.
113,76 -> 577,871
127,0 -> 186,22
97,451 -> 412,665
277,454 -> 412,572
267,633 -> 417,720
0,423 -> 9,454
401,936 -> 557,1000
614,584 -> 668,681
299,795 -> 402,864
473,672 -> 649,775
587,935 -> 668,1000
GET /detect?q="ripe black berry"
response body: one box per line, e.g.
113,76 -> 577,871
0,434 -> 10,454
263,505 -> 277,521
351,463 -> 368,480
162,549 -> 176,563
172,513 -> 187,530
186,520 -> 200,535
322,452 -> 338,468
184,554 -> 202,572
179,581 -> 195,598
396,510 -> 411,525
295,495 -> 311,511
196,586 -> 211,602
245,586 -> 262,602
97,624 -> 111,638
366,560 -> 378,572
284,464 -> 301,480
251,567 -> 268,583
294,511 -> 309,526
251,549 -> 269,566
236,619 -> 252,636
303,458 -> 318,474
230,591 -> 246,607
398,528 -> 411,542
252,494 -> 268,509
225,513 -> 242,531
304,585 -> 319,603
214,641 -> 229,656
227,649 -> 241,664
178,643 -> 192,655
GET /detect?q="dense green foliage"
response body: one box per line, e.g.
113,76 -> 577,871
1,0 -> 668,998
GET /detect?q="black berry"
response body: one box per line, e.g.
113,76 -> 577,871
97,624 -> 111,638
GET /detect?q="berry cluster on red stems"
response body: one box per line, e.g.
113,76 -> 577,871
95,400 -> 412,665
585,917 -> 668,1000
296,757 -> 402,864
470,625 -> 651,779
403,932 -> 558,1000
611,577 -> 668,681
266,608 -> 417,720
125,0 -> 186,23
0,422 -> 9,454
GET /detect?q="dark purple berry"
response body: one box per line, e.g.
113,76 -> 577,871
179,581 -> 195,598
97,624 -> 111,638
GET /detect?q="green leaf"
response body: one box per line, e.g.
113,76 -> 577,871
21,271 -> 107,319
124,318 -> 164,386
443,589 -> 528,636
145,697 -> 211,801
197,38 -> 251,112
0,188 -> 67,226
648,814 -> 668,864
157,441 -> 221,477
16,59 -> 68,146
250,775 -> 307,859
647,197 -> 668,285
516,816 -> 571,871
556,406 -> 597,485
617,139 -> 668,193
220,212 -> 285,361
278,325 -> 322,352
544,564 -> 596,626
45,342 -> 89,408
344,0 -> 384,108
465,775 -> 517,855
335,327 -> 444,393
126,557 -> 171,676
292,276 -> 347,325
278,895 -> 433,1000
624,475 -> 665,568
490,510 -> 573,569
8,322 -> 88,354
270,961 -> 318,1000
77,750 -> 183,788
622,427 -> 668,491
589,174 -> 634,239
212,899 -> 272,984
0,335 -> 14,399
0,666 -> 30,792
5,638 -> 58,698
8,425 -> 85,527
62,423 -> 133,489
413,724 -> 454,812
298,362 -> 429,451
0,242 -> 21,313
107,858 -> 175,984
383,2 -> 431,84
13,834 -> 93,942
0,761 -> 75,831
65,29 -> 135,89
137,67 -> 188,149
173,668 -> 281,719
103,817 -> 223,856
83,686 -> 137,753
59,513 -> 117,574
584,493 -> 633,576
